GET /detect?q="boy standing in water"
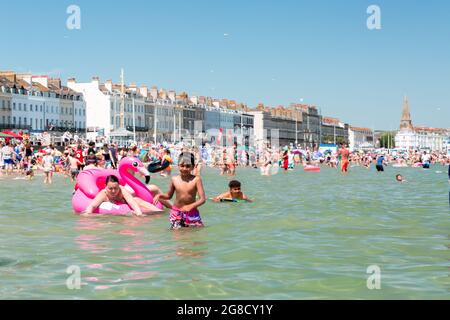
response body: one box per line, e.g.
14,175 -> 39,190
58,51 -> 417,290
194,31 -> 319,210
153,152 -> 206,229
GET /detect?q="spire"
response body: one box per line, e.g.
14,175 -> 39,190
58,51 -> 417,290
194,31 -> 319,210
399,95 -> 413,131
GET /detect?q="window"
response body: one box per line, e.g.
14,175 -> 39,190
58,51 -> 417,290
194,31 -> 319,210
19,117 -> 21,125
83,110 -> 85,116
51,106 -> 54,113
2,116 -> 4,124
1,100 -> 4,108
7,101 -> 10,109
24,104 -> 27,111
40,119 -> 43,129
35,105 -> 38,111
24,117 -> 27,125
35,118 -> 38,129
13,117 -> 16,124
13,103 -> 16,110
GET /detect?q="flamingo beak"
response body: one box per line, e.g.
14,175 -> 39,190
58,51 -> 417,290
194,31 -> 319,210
138,166 -> 151,184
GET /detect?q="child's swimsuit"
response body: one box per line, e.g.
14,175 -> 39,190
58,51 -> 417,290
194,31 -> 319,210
169,205 -> 203,229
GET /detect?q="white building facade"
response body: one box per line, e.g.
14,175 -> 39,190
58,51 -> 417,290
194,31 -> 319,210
348,127 -> 374,151
0,72 -> 86,133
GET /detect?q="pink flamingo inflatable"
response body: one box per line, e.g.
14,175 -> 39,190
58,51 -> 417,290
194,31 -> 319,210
72,157 -> 163,215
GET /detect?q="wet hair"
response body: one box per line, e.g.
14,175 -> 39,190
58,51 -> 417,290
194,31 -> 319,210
396,174 -> 402,180
229,180 -> 241,189
106,175 -> 119,184
178,152 -> 195,166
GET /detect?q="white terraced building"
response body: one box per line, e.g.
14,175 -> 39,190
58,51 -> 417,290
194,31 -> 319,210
0,71 -> 86,133
68,77 -> 182,143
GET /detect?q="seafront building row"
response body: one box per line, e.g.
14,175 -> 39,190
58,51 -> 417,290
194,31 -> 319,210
0,70 -> 448,151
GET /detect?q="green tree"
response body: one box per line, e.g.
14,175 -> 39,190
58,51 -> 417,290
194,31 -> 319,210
379,131 -> 396,148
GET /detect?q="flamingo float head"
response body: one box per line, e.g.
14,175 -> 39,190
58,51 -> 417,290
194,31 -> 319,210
119,157 -> 151,182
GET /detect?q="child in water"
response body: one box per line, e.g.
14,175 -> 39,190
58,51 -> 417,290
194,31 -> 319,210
395,174 -> 406,183
153,152 -> 206,229
212,180 -> 252,202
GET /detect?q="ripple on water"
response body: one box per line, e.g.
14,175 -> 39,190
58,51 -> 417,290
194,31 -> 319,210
0,167 -> 449,299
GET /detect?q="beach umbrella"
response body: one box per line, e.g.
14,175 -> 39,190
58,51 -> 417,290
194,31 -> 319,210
0,132 -> 14,138
2,130 -> 23,139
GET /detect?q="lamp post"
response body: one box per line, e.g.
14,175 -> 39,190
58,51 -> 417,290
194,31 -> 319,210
297,98 -> 303,147
153,102 -> 157,144
319,107 -> 322,146
132,96 -> 136,143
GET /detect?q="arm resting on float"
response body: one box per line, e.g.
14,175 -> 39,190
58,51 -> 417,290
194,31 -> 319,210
84,190 -> 107,214
121,187 -> 143,216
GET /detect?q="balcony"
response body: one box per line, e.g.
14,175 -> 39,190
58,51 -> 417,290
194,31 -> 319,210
126,125 -> 148,132
0,124 -> 32,130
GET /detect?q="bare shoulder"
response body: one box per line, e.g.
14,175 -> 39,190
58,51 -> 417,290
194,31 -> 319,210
171,175 -> 181,184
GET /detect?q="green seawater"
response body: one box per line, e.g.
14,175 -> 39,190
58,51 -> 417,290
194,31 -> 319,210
0,165 -> 449,299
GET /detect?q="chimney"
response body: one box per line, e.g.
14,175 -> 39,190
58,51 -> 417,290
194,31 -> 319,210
159,89 -> 167,100
32,75 -> 48,88
150,86 -> 158,100
105,79 -> 113,92
91,76 -> 100,87
48,78 -> 61,88
129,83 -> 137,92
67,78 -> 76,86
139,85 -> 148,98
168,90 -> 176,102
190,96 -> 198,105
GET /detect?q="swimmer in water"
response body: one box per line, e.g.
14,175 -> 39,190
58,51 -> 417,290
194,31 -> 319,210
395,174 -> 406,183
211,180 -> 252,202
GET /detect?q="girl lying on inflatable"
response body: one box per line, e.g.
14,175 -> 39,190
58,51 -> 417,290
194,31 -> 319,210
83,175 -> 161,216
73,156 -> 167,216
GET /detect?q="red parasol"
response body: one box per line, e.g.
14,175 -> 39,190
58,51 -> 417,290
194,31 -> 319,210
1,130 -> 23,140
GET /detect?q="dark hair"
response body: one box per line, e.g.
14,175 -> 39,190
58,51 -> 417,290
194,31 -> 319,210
178,152 -> 195,166
106,175 -> 119,184
229,180 -> 241,189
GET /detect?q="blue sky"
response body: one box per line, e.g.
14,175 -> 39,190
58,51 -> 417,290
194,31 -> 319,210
1,0 -> 449,130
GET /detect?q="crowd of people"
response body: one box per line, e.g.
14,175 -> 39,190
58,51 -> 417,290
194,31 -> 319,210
1,136 -> 450,180
1,135 -> 449,228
